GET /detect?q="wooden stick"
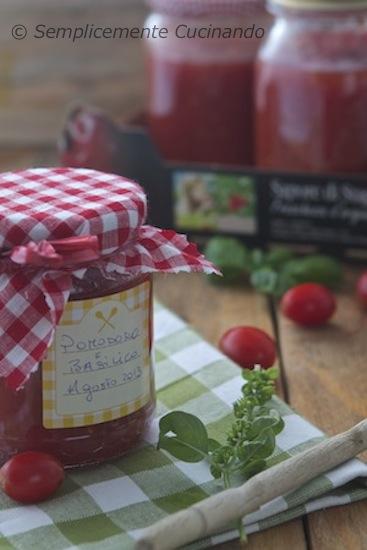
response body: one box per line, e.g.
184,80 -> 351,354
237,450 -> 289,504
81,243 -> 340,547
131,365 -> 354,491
135,419 -> 367,550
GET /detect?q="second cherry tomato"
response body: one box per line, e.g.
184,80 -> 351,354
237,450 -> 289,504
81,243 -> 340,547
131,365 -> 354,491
219,326 -> 277,370
356,272 -> 367,307
0,451 -> 65,504
281,283 -> 336,327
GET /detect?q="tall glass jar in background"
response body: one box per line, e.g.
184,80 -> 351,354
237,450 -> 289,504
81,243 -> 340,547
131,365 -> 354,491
145,0 -> 271,166
256,0 -> 367,174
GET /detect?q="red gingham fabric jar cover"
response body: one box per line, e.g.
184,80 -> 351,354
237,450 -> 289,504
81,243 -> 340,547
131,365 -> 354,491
146,0 -> 265,17
0,167 -> 218,390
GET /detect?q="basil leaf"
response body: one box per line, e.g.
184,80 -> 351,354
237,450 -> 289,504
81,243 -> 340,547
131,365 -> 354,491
281,255 -> 342,289
204,237 -> 248,284
240,459 -> 267,479
266,367 -> 281,380
242,369 -> 254,382
250,249 -> 267,271
238,428 -> 276,462
238,441 -> 265,463
266,248 -> 295,269
158,411 -> 209,463
208,439 -> 221,452
268,409 -> 285,436
210,463 -> 223,479
256,428 -> 276,458
248,413 -> 284,440
250,268 -> 279,295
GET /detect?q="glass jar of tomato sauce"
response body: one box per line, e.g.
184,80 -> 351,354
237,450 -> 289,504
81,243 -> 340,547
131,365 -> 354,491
145,0 -> 271,166
0,167 -> 216,468
256,0 -> 367,173
0,271 -> 155,469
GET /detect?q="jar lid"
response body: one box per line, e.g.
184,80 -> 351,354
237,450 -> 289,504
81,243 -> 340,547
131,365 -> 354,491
146,0 -> 265,17
0,167 -> 147,256
270,0 -> 367,10
0,167 -> 218,390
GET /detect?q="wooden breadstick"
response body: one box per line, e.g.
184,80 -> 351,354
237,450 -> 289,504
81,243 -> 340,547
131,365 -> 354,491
135,419 -> 367,550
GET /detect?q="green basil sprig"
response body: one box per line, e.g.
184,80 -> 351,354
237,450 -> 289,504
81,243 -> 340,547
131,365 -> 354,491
158,367 -> 283,488
204,237 -> 343,297
158,367 -> 283,541
204,237 -> 249,285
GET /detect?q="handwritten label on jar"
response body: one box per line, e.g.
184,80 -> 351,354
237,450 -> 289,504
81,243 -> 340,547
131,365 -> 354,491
42,280 -> 152,429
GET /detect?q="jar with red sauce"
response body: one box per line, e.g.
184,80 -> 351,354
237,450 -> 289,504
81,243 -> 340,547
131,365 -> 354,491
0,167 -> 216,468
145,0 -> 271,166
256,0 -> 367,174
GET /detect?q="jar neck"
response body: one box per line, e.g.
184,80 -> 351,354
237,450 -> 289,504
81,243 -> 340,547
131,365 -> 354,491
268,1 -> 367,21
147,0 -> 266,19
260,0 -> 367,70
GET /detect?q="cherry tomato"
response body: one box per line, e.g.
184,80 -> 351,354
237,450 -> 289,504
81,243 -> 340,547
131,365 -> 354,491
0,452 -> 65,504
281,283 -> 336,327
356,272 -> 367,307
219,326 -> 277,370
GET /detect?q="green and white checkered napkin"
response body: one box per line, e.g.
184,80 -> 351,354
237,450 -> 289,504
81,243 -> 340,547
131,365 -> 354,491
1,302 -> 367,550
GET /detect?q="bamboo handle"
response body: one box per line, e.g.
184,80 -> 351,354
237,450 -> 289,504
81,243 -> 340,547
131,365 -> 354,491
136,419 -> 367,550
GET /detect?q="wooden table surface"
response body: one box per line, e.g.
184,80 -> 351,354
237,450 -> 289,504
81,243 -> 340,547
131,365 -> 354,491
2,148 -> 367,549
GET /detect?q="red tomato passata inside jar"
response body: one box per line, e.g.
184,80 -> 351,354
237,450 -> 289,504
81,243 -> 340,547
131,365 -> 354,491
0,273 -> 155,469
148,58 -> 255,166
356,272 -> 367,306
219,326 -> 277,370
281,283 -> 337,327
145,1 -> 271,166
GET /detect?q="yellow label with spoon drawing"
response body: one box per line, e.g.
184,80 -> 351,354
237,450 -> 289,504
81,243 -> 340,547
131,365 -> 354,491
42,280 -> 152,429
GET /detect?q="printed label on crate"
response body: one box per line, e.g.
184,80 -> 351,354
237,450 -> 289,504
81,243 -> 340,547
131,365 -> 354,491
165,164 -> 367,254
42,280 -> 151,429
266,176 -> 367,247
172,170 -> 257,236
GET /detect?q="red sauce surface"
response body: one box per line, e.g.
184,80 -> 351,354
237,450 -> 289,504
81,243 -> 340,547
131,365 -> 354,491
148,56 -> 255,166
0,273 -> 155,469
256,30 -> 367,174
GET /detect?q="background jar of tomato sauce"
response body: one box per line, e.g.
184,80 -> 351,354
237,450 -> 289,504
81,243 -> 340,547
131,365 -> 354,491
0,268 -> 155,469
145,0 -> 270,166
256,0 -> 367,174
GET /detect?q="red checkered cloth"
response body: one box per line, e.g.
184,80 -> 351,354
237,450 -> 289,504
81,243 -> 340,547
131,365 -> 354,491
0,167 -> 218,390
